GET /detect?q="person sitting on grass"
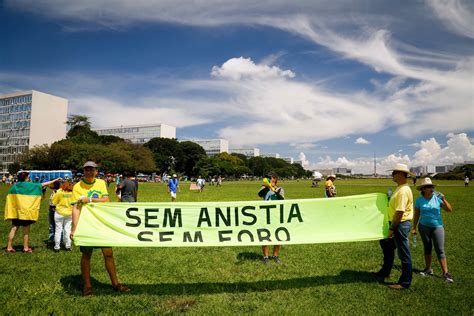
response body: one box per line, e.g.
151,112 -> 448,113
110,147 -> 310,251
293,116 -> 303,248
5,171 -> 60,253
258,172 -> 285,264
412,178 -> 454,283
51,179 -> 74,252
70,161 -> 130,296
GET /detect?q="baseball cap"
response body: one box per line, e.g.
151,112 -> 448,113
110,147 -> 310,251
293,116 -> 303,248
83,161 -> 98,168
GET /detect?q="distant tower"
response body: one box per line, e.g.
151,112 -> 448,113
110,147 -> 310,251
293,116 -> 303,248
374,152 -> 377,177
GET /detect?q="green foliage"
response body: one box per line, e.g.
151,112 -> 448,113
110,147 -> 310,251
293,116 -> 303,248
7,161 -> 22,174
144,137 -> 181,173
66,114 -> 91,129
176,141 -> 207,177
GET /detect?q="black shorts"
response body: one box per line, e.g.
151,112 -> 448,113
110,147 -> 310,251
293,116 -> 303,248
80,246 -> 112,254
12,219 -> 36,227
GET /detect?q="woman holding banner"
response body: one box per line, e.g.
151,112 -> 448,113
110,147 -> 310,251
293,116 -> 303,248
258,172 -> 285,264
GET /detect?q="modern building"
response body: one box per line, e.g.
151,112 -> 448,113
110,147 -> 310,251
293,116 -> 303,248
261,153 -> 280,158
229,147 -> 260,157
94,123 -> 176,144
0,90 -> 68,174
410,165 -> 436,176
281,157 -> 294,164
185,139 -> 229,156
293,160 -> 305,167
333,167 -> 352,176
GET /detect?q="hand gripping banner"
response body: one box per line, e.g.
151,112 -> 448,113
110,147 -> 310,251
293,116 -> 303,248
74,193 -> 389,247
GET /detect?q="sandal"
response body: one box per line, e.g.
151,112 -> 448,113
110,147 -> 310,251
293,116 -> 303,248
113,284 -> 131,293
83,287 -> 93,296
23,248 -> 33,253
5,248 -> 16,253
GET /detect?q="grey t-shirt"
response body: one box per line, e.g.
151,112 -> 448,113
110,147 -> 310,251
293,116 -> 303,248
119,178 -> 137,202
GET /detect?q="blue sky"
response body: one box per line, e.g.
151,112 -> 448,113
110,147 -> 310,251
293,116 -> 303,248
1,0 -> 473,173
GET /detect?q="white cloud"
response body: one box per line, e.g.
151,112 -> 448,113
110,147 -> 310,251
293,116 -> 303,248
311,133 -> 474,174
211,57 -> 295,80
1,1 -> 473,147
427,0 -> 474,39
298,152 -> 310,167
355,137 -> 370,145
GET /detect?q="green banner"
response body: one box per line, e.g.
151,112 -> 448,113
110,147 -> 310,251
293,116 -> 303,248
74,193 -> 389,247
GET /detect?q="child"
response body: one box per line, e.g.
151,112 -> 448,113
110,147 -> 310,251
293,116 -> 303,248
51,180 -> 74,252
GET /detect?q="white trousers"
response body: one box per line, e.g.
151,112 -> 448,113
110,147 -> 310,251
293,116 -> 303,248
54,213 -> 72,250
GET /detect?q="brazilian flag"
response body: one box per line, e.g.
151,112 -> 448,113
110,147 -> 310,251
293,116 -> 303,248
4,182 -> 42,221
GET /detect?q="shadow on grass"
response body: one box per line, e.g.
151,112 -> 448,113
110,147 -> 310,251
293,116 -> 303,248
60,270 -> 378,296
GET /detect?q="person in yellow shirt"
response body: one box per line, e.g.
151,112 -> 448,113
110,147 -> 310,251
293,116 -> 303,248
374,163 -> 414,289
70,161 -> 130,296
325,175 -> 337,198
51,180 -> 74,252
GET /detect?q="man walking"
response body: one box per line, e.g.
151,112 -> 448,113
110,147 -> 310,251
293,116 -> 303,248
374,163 -> 414,289
70,161 -> 130,296
168,174 -> 180,202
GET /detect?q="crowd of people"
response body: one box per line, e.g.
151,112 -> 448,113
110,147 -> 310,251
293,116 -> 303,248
3,161 -> 459,296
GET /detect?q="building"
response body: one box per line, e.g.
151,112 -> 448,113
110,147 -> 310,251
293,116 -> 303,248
185,139 -> 229,156
0,90 -> 68,174
94,123 -> 176,144
281,157 -> 294,164
293,160 -> 305,167
333,167 -> 352,176
229,147 -> 260,157
260,153 -> 280,158
315,169 -> 333,177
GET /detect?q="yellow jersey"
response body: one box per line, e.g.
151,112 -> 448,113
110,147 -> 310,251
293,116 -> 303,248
52,189 -> 74,216
72,179 -> 109,206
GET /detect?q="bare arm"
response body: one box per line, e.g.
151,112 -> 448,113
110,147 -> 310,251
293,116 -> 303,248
41,178 -> 60,187
71,204 -> 81,239
412,207 -> 420,234
441,197 -> 453,212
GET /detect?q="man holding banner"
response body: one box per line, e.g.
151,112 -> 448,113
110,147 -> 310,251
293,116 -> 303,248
70,161 -> 130,296
374,163 -> 414,289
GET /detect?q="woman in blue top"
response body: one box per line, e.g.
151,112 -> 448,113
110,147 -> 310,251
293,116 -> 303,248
412,178 -> 453,282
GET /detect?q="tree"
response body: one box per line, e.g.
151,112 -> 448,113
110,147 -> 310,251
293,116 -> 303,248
8,162 -> 22,175
176,141 -> 207,177
144,137 -> 181,173
66,115 -> 91,129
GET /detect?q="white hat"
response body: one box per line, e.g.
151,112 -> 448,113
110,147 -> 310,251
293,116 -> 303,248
172,174 -> 177,177
416,177 -> 436,191
327,174 -> 336,179
387,163 -> 415,177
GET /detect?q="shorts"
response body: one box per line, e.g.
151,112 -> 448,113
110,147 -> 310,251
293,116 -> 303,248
12,219 -> 36,227
80,246 -> 112,254
170,191 -> 177,199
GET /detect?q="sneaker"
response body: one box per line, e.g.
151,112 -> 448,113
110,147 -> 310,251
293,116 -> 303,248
272,256 -> 282,264
443,272 -> 454,283
53,248 -> 60,253
419,268 -> 434,276
261,256 -> 269,265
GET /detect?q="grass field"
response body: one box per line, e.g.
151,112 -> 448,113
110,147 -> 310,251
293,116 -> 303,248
0,179 -> 473,315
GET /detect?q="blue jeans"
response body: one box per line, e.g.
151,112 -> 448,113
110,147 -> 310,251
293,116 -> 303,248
394,221 -> 412,288
48,209 -> 55,241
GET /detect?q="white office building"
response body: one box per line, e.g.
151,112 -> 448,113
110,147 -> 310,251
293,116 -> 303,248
185,139 -> 229,156
0,90 -> 68,174
230,147 -> 260,157
94,123 -> 176,144
261,153 -> 280,158
281,157 -> 294,164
